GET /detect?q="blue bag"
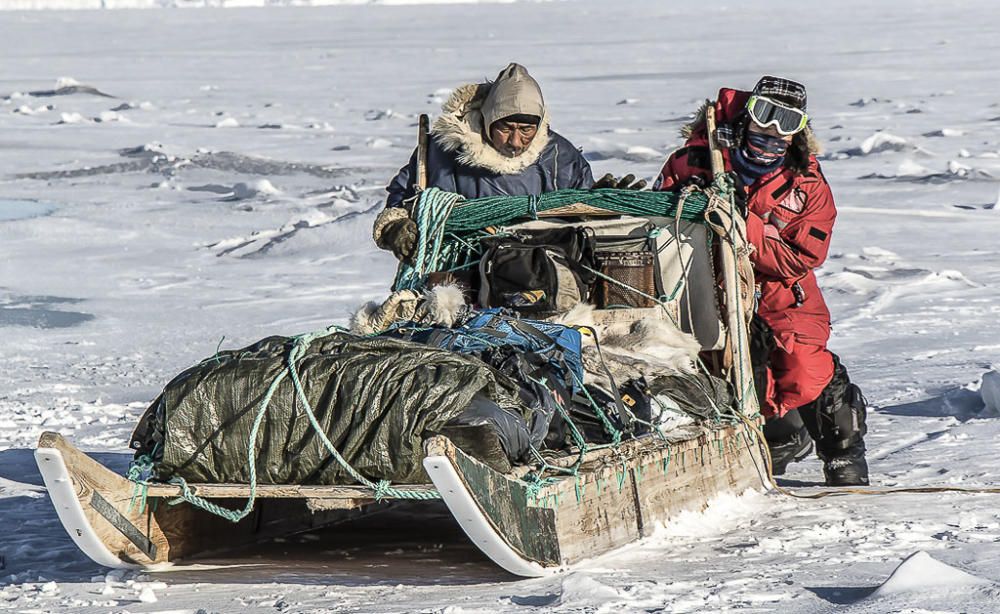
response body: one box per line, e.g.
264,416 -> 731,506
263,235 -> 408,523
387,308 -> 585,393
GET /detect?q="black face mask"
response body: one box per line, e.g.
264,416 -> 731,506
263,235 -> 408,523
742,131 -> 789,165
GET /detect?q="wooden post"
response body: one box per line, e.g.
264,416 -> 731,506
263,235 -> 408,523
416,113 -> 429,191
705,102 -> 758,415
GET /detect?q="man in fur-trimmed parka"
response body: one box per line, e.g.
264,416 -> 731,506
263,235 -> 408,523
373,63 -> 594,260
655,76 -> 870,487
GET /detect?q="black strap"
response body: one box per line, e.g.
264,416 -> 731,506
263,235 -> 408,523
578,325 -> 633,433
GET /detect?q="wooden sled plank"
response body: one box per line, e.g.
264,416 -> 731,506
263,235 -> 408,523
140,482 -> 435,500
537,203 -> 621,218
35,432 -> 391,568
424,421 -> 768,576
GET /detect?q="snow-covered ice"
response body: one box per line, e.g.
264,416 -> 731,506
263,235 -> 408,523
3,0 -> 1000,612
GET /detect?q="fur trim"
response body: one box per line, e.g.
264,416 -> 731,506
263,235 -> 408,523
372,205 -> 409,249
432,83 -> 551,175
680,101 -> 710,139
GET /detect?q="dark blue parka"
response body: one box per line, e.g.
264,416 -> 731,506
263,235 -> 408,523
382,82 -> 593,210
385,129 -> 594,208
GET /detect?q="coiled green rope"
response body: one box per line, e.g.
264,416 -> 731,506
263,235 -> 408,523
395,187 -> 708,292
442,187 -> 709,232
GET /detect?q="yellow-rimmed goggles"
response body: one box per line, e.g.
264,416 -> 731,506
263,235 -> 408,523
746,95 -> 808,135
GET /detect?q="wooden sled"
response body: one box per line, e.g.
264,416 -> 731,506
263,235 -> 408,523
37,170 -> 766,577
36,420 -> 767,577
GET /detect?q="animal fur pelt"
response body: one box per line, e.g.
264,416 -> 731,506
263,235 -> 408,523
350,285 -> 466,335
432,83 -> 551,175
555,303 -> 702,382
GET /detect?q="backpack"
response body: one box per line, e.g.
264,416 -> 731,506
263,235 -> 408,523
478,227 -> 596,316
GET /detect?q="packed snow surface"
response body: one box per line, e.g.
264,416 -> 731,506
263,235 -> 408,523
3,0 -> 1000,612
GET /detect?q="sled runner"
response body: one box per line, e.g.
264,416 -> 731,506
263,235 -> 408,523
36,178 -> 768,577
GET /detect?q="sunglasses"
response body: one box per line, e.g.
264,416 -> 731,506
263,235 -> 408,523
746,95 -> 809,136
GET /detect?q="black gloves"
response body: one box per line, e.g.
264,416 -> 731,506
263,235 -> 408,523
592,173 -> 648,190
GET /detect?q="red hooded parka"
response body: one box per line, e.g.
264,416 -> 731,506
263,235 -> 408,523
655,88 -> 836,417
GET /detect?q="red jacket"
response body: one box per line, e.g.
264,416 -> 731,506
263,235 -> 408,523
655,88 -> 834,350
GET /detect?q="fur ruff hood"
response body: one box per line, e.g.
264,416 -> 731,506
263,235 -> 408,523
432,83 -> 552,175
681,100 -> 822,175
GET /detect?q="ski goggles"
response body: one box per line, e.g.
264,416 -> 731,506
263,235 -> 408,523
746,95 -> 809,135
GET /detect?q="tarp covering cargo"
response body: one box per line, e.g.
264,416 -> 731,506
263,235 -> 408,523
130,332 -> 529,485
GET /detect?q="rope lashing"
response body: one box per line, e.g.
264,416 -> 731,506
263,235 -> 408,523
129,186 -> 744,523
395,187 -> 711,292
131,327 -> 441,524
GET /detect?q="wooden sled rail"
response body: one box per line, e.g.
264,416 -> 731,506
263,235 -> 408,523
141,482 -> 435,499
38,432 -> 436,500
423,420 -> 768,576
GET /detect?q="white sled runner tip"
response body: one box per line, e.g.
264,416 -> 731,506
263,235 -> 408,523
35,445 -> 139,570
423,452 -> 550,578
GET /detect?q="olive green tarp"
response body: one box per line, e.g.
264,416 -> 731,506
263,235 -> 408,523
130,333 -> 527,485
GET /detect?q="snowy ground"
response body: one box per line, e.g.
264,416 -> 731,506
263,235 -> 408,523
2,0 -> 1000,611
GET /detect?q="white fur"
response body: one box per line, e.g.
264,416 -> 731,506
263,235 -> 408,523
554,303 -> 598,335
557,302 -> 701,375
349,285 -> 467,335
349,301 -> 382,335
423,284 -> 466,327
603,319 -> 702,374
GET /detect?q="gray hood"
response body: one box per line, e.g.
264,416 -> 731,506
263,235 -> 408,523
481,63 -> 545,132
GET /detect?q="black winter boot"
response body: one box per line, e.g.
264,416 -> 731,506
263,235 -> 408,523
822,444 -> 869,486
798,354 -> 871,487
763,410 -> 813,476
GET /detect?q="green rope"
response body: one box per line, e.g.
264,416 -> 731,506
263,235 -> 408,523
126,452 -> 154,515
128,186 -> 742,521
710,174 -> 758,416
570,371 -> 622,445
394,187 -> 709,292
283,330 -> 440,502
443,188 -> 709,233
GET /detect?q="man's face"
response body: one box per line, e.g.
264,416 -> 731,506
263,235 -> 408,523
489,120 -> 538,157
747,120 -> 794,143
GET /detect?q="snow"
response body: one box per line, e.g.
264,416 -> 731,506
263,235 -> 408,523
3,0 -> 1000,612
213,116 -> 240,128
0,0 -> 526,9
556,573 -> 622,607
978,370 -> 1000,416
868,551 -> 991,598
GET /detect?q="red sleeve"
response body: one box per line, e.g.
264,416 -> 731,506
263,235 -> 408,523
746,178 -> 836,283
654,145 -> 712,192
654,152 -> 682,191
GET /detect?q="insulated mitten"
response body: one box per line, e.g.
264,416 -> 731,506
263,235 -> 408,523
373,207 -> 418,261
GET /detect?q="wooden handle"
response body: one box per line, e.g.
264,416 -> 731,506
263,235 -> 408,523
705,102 -> 725,178
704,100 -> 759,414
416,113 -> 430,191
